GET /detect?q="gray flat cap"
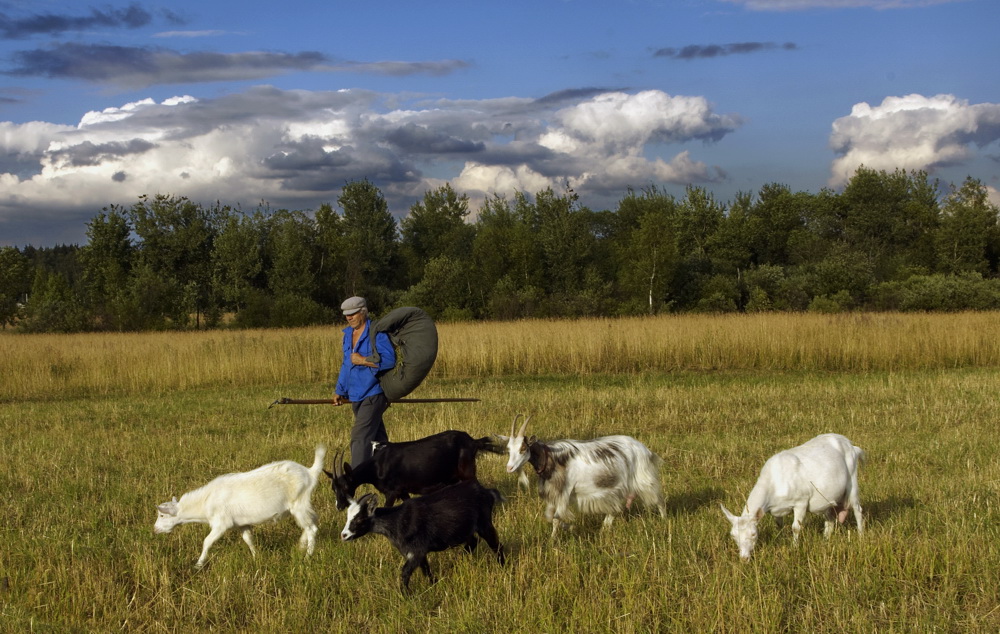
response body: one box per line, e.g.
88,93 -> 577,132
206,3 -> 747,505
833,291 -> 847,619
341,296 -> 367,315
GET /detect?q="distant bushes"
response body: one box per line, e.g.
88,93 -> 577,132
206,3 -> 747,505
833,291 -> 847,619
872,273 -> 1000,312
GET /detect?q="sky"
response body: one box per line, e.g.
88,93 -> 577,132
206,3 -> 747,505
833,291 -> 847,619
0,0 -> 998,247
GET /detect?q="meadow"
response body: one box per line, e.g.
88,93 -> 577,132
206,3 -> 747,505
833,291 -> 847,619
2,312 -> 1000,632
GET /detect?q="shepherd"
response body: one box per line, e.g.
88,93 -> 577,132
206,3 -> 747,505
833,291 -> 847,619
270,301 -> 452,454
333,296 -> 396,468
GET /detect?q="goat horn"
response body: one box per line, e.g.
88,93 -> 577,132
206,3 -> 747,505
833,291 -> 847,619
510,414 -> 521,438
516,414 -> 531,438
333,449 -> 344,478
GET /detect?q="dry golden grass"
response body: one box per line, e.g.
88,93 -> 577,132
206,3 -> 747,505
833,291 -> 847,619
5,312 -> 1000,401
436,312 -> 1000,375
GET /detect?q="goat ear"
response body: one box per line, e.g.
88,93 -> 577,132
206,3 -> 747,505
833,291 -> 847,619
343,462 -> 353,475
157,501 -> 177,515
356,493 -> 378,513
753,508 -> 765,521
322,469 -> 334,480
720,504 -> 737,523
527,435 -> 537,445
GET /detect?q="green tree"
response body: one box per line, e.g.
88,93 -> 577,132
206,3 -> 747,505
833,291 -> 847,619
266,210 -> 318,299
213,207 -> 265,315
744,183 -> 810,267
315,202 -> 349,307
0,246 -> 30,328
400,184 -> 475,286
399,255 -> 473,320
21,269 -> 89,333
838,167 -> 939,279
934,177 -> 1000,275
673,186 -> 725,310
611,187 -> 679,315
709,190 -> 753,277
534,187 -> 598,314
675,185 -> 724,259
338,179 -> 400,303
470,193 -> 544,318
80,207 -> 134,330
128,194 -> 222,327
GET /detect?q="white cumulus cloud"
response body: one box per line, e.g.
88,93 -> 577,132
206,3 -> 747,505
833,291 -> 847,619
0,86 -> 742,245
828,93 -> 1000,187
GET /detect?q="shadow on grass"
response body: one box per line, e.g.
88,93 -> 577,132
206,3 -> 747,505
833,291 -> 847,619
862,495 -> 917,526
667,486 -> 726,516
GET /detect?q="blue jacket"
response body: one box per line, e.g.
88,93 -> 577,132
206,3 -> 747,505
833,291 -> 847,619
335,320 -> 396,401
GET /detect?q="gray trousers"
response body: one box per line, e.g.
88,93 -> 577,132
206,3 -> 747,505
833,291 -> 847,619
349,393 -> 390,467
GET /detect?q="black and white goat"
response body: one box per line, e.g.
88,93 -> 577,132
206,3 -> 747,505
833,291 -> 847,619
324,430 -> 504,511
340,480 -> 506,591
504,415 -> 667,537
154,446 -> 325,568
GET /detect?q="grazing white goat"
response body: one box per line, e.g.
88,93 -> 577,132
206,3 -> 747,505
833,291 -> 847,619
721,433 -> 865,560
504,415 -> 667,537
154,445 -> 326,568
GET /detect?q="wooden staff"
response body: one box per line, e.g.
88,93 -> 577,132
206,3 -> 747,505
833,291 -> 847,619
267,397 -> 480,409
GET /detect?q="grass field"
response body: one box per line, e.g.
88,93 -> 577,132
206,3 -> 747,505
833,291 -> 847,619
2,313 -> 1000,632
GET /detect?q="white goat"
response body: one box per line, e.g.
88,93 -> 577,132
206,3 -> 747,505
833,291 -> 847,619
154,445 -> 326,568
504,415 -> 667,537
721,433 -> 865,560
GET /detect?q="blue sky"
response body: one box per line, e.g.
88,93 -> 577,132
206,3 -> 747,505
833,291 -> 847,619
0,0 -> 997,247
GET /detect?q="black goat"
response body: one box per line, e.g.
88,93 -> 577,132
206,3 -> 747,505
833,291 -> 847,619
339,480 -> 506,591
323,430 -> 504,510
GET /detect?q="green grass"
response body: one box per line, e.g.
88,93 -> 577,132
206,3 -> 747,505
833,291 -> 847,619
4,364 -> 1000,632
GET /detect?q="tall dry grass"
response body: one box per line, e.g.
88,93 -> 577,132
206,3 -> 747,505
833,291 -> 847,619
436,311 -> 1000,375
5,312 -> 1000,401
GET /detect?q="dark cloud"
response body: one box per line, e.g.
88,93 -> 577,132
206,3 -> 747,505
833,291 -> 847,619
262,138 -> 354,173
383,123 -> 485,154
50,138 -> 156,167
0,151 -> 43,179
0,3 -> 158,39
535,87 -> 624,105
271,148 -> 422,193
467,142 -> 582,176
4,43 -> 470,89
344,60 -> 471,77
654,42 -> 798,60
5,43 -> 329,88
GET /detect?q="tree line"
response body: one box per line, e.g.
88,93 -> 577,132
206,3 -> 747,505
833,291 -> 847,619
2,166 -> 1000,333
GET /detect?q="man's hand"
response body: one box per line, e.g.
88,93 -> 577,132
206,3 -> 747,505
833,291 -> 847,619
351,352 -> 372,367
332,394 -> 347,406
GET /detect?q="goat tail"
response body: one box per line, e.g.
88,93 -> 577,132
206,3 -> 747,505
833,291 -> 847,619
649,450 -> 665,468
310,445 -> 328,480
478,435 -> 509,455
854,445 -> 867,466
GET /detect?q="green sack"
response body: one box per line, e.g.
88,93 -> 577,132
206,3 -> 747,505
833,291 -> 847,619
369,307 -> 439,400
